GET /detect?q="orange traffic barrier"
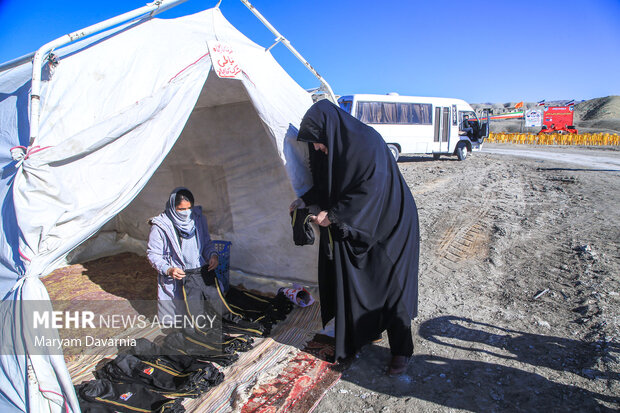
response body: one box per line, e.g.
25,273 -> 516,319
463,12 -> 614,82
486,132 -> 620,146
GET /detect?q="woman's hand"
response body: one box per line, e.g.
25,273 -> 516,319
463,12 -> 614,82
208,254 -> 219,271
167,267 -> 186,280
311,210 -> 331,227
289,198 -> 306,212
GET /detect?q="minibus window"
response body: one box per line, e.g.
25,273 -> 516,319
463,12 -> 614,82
356,101 -> 432,125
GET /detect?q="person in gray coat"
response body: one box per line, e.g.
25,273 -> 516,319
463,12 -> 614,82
147,187 -> 219,320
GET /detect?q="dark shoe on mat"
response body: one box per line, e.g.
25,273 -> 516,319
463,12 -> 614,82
387,355 -> 410,376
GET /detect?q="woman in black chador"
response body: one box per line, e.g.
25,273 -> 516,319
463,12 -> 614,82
290,100 -> 419,375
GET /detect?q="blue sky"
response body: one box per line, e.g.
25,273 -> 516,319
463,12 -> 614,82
0,0 -> 619,103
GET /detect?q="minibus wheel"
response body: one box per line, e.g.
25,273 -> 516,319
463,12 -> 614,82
388,144 -> 400,161
456,142 -> 468,161
433,153 -> 441,160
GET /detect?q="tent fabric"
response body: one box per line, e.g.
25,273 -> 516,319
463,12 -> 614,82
0,7 -> 317,412
0,57 -> 32,413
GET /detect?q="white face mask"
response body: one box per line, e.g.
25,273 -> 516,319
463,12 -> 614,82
177,209 -> 191,220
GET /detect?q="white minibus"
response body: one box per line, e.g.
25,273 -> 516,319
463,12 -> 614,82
337,94 -> 489,161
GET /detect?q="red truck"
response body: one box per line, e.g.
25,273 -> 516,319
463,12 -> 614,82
539,105 -> 578,134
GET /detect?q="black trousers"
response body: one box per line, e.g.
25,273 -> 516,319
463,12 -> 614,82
386,303 -> 414,357
182,266 -> 223,327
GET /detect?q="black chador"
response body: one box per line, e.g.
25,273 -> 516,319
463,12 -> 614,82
297,100 -> 420,361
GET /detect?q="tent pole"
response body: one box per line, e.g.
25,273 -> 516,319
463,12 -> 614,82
27,0 -> 190,146
238,0 -> 338,104
0,52 -> 37,73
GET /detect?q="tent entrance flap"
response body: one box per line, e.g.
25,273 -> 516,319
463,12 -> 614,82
103,72 -> 318,286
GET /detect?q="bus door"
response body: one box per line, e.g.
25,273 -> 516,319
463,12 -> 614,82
433,106 -> 451,152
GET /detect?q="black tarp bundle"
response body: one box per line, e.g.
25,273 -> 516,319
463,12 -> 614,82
223,287 -> 294,332
162,332 -> 241,367
290,207 -> 315,245
94,339 -> 225,398
76,274 -> 296,411
297,100 -> 420,360
76,379 -> 185,412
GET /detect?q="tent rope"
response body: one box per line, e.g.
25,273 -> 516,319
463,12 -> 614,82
10,145 -> 52,168
18,249 -> 31,262
38,386 -> 70,413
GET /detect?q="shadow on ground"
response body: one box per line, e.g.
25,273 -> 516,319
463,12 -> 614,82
419,316 -> 620,380
398,155 -> 458,163
536,167 -> 620,173
337,316 -> 619,412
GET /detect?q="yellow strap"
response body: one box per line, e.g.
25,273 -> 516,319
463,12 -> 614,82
230,304 -> 262,313
94,397 -> 152,412
183,336 -> 227,356
242,291 -> 270,303
161,392 -> 198,398
157,401 -> 176,413
183,284 -> 207,337
167,345 -> 189,356
182,284 -> 193,321
224,323 -> 264,336
292,208 -> 297,225
184,335 -> 221,352
215,336 -> 248,345
216,278 -> 244,317
215,280 -> 264,335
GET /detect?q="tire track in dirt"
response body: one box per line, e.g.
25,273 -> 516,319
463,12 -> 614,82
437,210 -> 490,264
413,160 -> 499,320
318,150 -> 620,413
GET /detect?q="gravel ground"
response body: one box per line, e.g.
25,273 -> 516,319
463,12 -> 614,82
315,144 -> 620,413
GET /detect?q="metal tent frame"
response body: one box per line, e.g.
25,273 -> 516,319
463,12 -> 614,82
0,0 -> 337,146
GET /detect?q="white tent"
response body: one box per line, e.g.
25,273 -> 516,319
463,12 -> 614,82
0,6 -> 319,412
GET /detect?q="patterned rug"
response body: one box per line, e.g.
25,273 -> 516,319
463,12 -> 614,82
240,334 -> 346,413
42,252 -> 157,301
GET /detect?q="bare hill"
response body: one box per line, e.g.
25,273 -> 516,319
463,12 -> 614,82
575,96 -> 620,121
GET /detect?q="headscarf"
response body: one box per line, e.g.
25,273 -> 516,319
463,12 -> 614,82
297,113 -> 326,145
296,99 -> 398,239
165,187 -> 196,239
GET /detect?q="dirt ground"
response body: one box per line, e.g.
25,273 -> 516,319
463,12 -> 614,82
315,144 -> 620,412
